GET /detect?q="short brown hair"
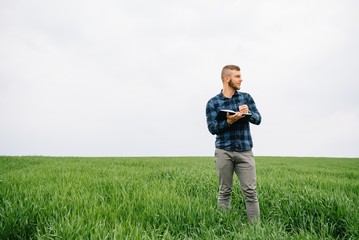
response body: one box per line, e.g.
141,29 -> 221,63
221,65 -> 240,80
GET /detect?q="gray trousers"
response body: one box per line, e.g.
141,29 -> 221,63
215,148 -> 260,223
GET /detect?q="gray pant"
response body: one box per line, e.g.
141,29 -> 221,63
215,148 -> 260,223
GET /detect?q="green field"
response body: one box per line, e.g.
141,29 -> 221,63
1,156 -> 358,239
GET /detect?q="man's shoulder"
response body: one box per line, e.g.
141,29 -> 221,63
206,93 -> 223,111
237,91 -> 253,99
237,91 -> 249,95
207,92 -> 222,103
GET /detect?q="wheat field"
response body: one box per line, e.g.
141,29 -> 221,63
1,156 -> 358,239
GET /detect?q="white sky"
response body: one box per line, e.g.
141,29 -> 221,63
1,0 -> 358,157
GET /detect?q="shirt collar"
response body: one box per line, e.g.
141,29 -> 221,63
219,90 -> 240,99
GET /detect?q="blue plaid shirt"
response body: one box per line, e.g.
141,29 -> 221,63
206,90 -> 261,152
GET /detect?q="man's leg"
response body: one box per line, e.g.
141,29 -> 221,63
234,150 -> 260,223
215,148 -> 234,210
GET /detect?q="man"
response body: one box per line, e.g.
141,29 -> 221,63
206,65 -> 261,224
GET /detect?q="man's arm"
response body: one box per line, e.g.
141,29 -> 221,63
245,94 -> 261,125
206,100 -> 231,135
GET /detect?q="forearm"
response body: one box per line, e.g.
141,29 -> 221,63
207,119 -> 230,135
246,94 -> 261,125
249,112 -> 261,125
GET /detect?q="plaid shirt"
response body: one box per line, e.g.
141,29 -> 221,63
206,90 -> 261,152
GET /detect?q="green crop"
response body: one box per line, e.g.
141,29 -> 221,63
1,156 -> 358,239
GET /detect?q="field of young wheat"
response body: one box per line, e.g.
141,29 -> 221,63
0,156 -> 358,239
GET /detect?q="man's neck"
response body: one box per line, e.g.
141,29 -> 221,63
222,87 -> 236,98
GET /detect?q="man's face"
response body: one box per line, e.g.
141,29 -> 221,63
228,70 -> 242,90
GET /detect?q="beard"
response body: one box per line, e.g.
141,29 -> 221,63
229,79 -> 240,90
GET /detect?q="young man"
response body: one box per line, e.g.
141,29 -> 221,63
206,65 -> 261,224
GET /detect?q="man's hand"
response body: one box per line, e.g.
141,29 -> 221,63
226,112 -> 245,125
239,104 -> 249,114
226,104 -> 249,125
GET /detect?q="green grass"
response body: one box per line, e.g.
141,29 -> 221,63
0,156 -> 358,239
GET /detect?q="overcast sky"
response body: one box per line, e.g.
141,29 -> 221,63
1,0 -> 358,157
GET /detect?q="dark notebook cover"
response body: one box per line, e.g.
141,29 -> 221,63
216,109 -> 252,120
